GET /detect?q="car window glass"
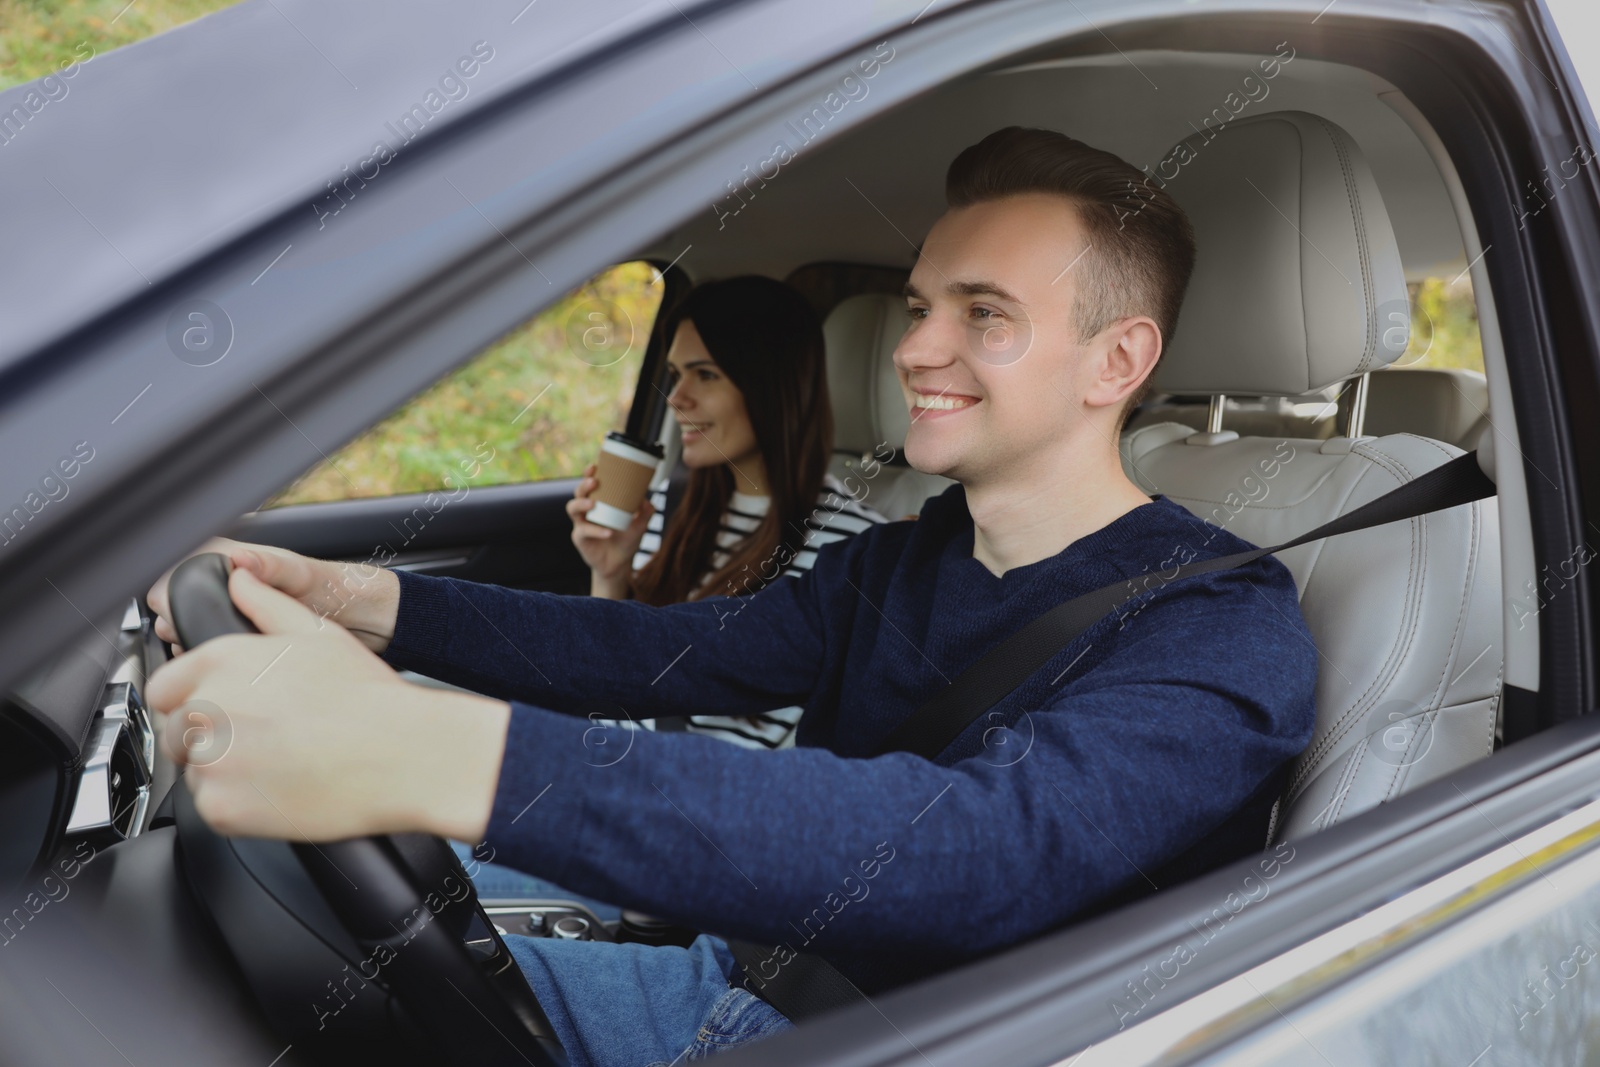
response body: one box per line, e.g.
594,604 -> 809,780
267,261 -> 663,507
1394,274 -> 1485,374
1186,823 -> 1600,1067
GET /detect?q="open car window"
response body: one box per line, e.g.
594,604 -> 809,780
265,261 -> 663,507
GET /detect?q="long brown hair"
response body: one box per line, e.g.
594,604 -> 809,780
632,276 -> 832,605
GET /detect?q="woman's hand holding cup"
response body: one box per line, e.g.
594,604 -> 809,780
568,462 -> 654,598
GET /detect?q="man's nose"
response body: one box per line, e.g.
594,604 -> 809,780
893,314 -> 959,377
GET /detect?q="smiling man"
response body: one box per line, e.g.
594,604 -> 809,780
146,127 -> 1317,1066
899,144 -> 1195,576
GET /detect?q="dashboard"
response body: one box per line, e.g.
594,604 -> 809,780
0,599 -> 167,898
0,599 -> 311,1065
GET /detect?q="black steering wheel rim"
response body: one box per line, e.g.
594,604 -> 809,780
165,553 -> 563,1067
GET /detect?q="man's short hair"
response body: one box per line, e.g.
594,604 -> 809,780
945,127 -> 1197,419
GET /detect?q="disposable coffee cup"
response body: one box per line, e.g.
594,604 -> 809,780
587,431 -> 665,531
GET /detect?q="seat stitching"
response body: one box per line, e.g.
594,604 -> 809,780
1316,116 -> 1378,374
1485,662 -> 1504,755
1450,489 -> 1486,703
1170,449 -> 1349,511
1288,447 -> 1416,782
1380,710 -> 1426,801
1398,458 -> 1480,743
1392,431 -> 1454,457
1288,446 -> 1426,793
1290,741 -> 1359,829
1387,438 -> 1492,744
1324,115 -> 1376,374
1390,432 -> 1467,468
1302,446 -> 1426,780
1367,437 -> 1484,734
1378,694 -> 1500,814
1330,743 -> 1365,826
1291,437 -> 1498,820
1379,725 -> 1406,807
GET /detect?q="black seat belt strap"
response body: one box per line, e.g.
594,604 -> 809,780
873,450 -> 1496,760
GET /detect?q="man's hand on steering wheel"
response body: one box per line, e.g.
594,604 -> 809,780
147,537 -> 402,653
144,564 -> 509,845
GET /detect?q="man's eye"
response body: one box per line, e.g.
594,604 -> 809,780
970,306 -> 996,321
905,306 -> 928,320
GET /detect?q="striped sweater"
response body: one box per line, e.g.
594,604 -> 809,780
627,472 -> 886,748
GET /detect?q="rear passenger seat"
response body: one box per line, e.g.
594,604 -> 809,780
1363,366 -> 1490,448
1127,390 -> 1339,440
1128,367 -> 1489,448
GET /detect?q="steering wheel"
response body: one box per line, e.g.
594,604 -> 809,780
165,553 -> 565,1067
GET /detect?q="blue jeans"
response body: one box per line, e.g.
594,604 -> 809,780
449,840 -> 622,921
503,933 -> 792,1066
451,843 -> 790,1062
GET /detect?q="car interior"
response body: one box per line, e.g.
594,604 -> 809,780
647,52 -> 1510,841
1,21 -> 1551,1067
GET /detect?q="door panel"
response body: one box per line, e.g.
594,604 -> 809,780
228,478 -> 589,593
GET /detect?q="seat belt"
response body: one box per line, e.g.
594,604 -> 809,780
726,449 -> 1495,1020
873,449 -> 1496,760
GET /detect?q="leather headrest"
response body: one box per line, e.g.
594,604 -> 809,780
1156,111 -> 1410,396
824,293 -> 910,454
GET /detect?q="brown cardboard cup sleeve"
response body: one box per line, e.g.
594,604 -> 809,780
587,433 -> 663,531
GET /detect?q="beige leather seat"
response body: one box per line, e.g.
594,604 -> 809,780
1365,367 -> 1491,448
1119,112 -> 1502,841
822,293 -> 952,520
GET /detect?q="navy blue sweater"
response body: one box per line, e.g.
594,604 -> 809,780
384,485 -> 1317,992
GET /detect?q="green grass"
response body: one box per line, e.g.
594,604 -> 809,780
267,263 -> 664,507
0,0 -> 241,91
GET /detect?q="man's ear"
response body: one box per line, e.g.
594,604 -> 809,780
1090,317 -> 1162,410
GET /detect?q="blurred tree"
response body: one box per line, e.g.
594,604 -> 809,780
1402,276 -> 1485,374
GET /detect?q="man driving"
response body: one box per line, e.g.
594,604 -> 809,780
146,126 -> 1317,1066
